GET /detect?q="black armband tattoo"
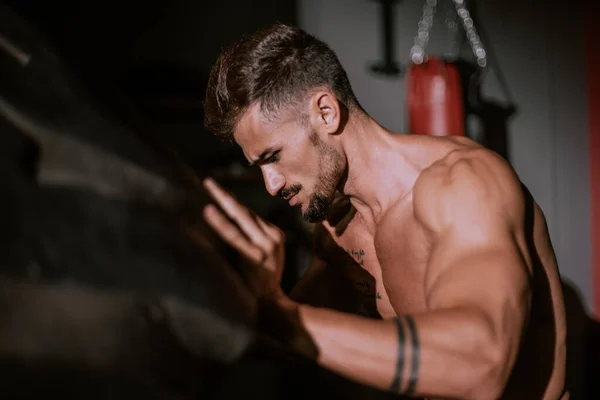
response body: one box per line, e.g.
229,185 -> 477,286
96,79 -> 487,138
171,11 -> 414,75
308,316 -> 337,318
406,315 -> 420,394
391,316 -> 420,395
390,317 -> 406,392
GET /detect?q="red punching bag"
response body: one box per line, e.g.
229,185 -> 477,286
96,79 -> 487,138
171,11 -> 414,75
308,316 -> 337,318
407,56 -> 465,137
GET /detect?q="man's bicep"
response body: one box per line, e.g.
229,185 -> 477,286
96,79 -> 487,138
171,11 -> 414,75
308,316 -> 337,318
416,149 -> 532,312
424,231 -> 533,387
425,235 -> 531,316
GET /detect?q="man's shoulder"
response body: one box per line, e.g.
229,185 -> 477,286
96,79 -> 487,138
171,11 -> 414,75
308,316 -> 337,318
414,145 -> 521,201
413,146 -> 524,234
417,144 -> 506,182
378,146 -> 521,238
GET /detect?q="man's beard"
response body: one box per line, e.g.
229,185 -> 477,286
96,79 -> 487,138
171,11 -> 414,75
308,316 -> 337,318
302,136 -> 345,223
279,132 -> 345,222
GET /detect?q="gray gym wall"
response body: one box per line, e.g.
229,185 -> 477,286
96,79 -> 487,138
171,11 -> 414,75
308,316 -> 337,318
297,0 -> 593,312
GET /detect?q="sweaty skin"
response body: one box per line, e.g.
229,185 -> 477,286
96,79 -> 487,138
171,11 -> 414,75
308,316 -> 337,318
203,95 -> 568,400
291,139 -> 568,400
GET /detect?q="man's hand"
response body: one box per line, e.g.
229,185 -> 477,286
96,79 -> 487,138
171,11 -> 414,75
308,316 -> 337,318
202,177 -> 286,300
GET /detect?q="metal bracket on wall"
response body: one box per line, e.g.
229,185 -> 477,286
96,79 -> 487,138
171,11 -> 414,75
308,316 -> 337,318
369,0 -> 404,77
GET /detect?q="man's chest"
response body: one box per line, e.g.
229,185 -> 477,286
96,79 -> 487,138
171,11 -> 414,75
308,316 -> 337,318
320,211 -> 430,318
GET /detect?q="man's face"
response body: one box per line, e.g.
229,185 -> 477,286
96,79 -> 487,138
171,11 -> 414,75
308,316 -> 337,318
234,103 -> 345,222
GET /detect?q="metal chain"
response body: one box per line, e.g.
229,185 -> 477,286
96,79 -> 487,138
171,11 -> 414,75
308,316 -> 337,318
410,0 -> 437,64
444,0 -> 461,60
410,0 -> 488,68
452,0 -> 487,67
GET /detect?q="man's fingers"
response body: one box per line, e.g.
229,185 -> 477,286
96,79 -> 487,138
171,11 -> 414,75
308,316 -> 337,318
203,177 -> 244,218
257,217 -> 285,246
203,204 -> 264,263
203,177 -> 276,254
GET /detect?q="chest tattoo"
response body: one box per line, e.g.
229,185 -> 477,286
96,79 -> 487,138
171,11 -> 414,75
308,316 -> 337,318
342,247 -> 383,302
344,247 -> 366,266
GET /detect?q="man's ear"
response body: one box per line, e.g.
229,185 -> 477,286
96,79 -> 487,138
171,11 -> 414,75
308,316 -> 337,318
309,91 -> 341,136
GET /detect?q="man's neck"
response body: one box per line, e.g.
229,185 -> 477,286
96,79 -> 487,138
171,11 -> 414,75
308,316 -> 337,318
338,116 -> 420,228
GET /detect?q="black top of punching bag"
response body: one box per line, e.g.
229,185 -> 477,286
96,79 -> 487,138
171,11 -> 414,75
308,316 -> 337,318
0,3 -> 260,397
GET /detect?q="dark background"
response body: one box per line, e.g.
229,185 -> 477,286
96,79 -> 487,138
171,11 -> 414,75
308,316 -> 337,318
2,0 -> 297,169
2,0 -> 314,292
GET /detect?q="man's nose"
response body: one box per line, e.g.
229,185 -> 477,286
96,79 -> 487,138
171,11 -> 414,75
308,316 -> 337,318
261,166 -> 285,197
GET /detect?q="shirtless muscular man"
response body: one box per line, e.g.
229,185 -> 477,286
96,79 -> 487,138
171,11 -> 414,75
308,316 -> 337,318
202,23 -> 568,400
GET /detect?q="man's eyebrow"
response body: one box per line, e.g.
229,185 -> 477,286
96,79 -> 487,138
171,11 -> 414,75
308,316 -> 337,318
248,148 -> 274,166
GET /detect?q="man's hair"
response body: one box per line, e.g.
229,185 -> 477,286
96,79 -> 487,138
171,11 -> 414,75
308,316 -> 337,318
204,23 -> 361,141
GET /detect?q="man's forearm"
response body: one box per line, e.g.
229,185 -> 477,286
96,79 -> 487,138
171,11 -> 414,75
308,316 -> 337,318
278,297 -> 510,400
